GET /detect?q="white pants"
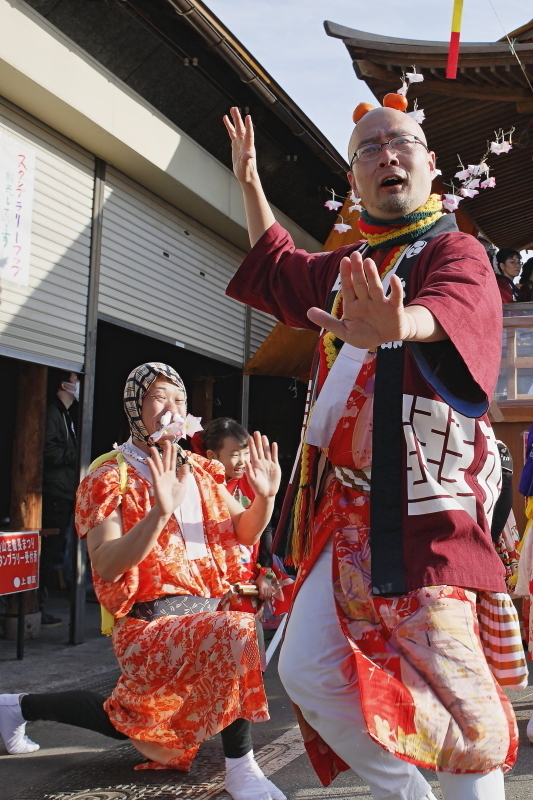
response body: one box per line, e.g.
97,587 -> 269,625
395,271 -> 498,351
278,539 -> 505,800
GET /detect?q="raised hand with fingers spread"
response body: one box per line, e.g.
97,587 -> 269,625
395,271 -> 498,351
223,107 -> 275,246
245,431 -> 281,499
223,107 -> 258,186
307,249 -> 446,350
146,440 -> 189,516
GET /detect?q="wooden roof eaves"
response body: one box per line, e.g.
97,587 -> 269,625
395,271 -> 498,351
325,20 -> 533,58
355,60 -> 533,102
501,19 -> 533,42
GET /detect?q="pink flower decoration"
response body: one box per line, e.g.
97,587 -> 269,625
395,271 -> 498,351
459,187 -> 479,198
490,141 -> 512,155
333,223 -> 352,233
324,200 -> 343,211
149,413 -> 203,444
442,194 -> 461,212
183,414 -> 203,437
455,168 -> 472,181
466,179 -> 480,189
480,177 -> 496,189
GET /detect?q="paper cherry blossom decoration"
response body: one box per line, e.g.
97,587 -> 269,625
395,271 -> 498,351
455,168 -> 472,181
333,222 -> 352,233
442,194 -> 461,211
459,187 -> 479,198
490,141 -> 512,155
407,109 -> 425,124
406,72 -> 424,83
470,162 -> 489,177
324,200 -> 343,211
480,176 -> 496,188
466,179 -> 480,189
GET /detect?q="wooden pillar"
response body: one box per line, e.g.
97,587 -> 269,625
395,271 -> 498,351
4,362 -> 48,630
191,375 -> 214,423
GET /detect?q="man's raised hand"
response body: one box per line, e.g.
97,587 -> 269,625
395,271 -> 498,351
223,107 -> 257,186
307,250 -> 413,350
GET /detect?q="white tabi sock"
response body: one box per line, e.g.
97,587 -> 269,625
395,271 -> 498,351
0,694 -> 40,754
225,750 -> 279,800
248,750 -> 287,800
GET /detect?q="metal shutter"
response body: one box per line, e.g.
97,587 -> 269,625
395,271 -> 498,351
250,309 -> 276,357
99,168 -> 248,365
0,98 -> 94,370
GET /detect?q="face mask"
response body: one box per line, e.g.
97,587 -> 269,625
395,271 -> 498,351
64,382 -> 80,402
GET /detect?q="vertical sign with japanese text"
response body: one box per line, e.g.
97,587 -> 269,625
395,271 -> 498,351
0,531 -> 39,595
0,133 -> 35,286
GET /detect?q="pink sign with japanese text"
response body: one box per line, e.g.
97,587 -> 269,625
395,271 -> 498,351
0,531 -> 39,595
0,133 -> 35,287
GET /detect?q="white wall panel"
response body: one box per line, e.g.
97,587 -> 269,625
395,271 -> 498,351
0,98 -> 94,369
99,168 -> 248,365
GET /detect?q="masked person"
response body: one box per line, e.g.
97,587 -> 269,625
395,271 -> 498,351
0,363 -> 285,800
40,370 -> 79,627
224,105 -> 528,800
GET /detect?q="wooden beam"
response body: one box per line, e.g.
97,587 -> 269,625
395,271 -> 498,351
354,60 -> 532,101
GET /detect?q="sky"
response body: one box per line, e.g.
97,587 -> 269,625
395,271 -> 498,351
207,0 -> 529,158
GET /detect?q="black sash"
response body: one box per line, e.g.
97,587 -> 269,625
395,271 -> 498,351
370,213 -> 458,595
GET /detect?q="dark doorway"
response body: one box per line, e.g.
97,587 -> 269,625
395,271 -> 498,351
92,321 -> 243,459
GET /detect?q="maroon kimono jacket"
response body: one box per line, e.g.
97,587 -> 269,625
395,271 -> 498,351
227,220 -> 506,593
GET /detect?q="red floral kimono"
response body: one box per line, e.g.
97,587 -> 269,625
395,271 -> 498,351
75,453 -> 268,769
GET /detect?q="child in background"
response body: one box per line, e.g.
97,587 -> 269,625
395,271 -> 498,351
191,418 -> 276,607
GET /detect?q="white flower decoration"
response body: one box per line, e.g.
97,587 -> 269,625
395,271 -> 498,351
442,194 -> 461,212
325,200 -> 343,211
490,141 -> 512,155
333,222 -> 352,233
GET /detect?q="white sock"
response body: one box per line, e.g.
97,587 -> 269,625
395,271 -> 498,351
248,751 -> 287,800
0,694 -> 40,755
225,751 -> 272,800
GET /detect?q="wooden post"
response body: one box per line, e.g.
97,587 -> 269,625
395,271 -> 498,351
3,362 -> 48,637
70,157 -> 106,645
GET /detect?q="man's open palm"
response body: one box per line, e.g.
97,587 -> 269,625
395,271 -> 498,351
307,250 -> 411,350
223,107 -> 257,185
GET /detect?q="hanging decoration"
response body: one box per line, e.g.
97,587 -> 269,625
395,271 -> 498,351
446,0 -> 464,79
442,128 -> 514,210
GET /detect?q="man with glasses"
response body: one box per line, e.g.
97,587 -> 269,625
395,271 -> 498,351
495,248 -> 522,302
224,105 -> 523,800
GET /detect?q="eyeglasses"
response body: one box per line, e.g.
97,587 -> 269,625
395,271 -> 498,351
350,135 -> 428,166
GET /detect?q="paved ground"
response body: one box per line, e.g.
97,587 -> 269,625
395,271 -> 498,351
1,592 -> 532,800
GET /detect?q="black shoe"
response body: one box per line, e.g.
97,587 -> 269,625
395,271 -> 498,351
41,612 -> 62,628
